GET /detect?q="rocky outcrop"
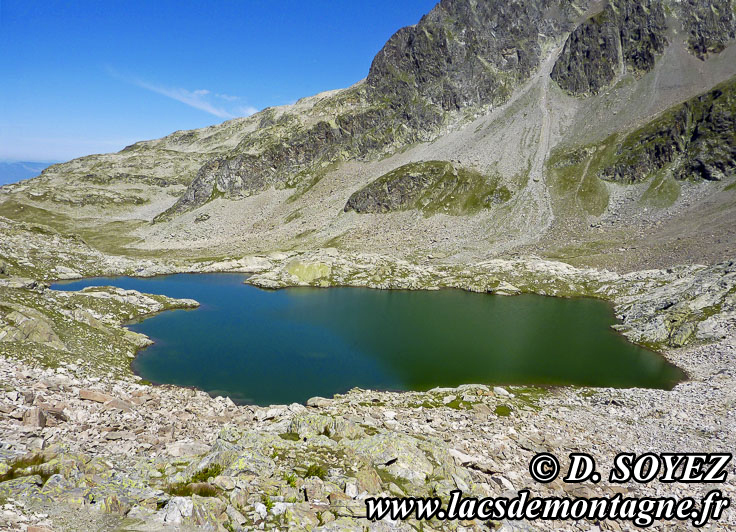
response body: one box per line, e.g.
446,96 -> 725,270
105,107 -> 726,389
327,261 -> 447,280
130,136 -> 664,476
158,103 -> 426,219
0,303 -> 65,351
344,161 -> 511,215
0,277 -> 199,379
677,0 -> 736,59
616,260 -> 736,347
600,76 -> 736,183
366,0 -> 581,111
551,0 -> 667,95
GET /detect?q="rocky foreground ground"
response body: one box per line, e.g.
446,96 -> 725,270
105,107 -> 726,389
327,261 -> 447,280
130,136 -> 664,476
0,332 -> 734,531
0,238 -> 735,530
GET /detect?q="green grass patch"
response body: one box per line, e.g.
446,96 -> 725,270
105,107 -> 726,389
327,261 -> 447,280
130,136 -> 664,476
295,228 -> 316,239
284,210 -> 302,223
445,398 -> 473,410
284,472 -> 298,488
163,463 -> 223,497
190,463 -> 223,483
509,386 -> 549,410
303,464 -> 328,480
0,200 -> 73,231
74,220 -> 149,256
547,144 -> 612,216
263,494 -> 275,512
166,482 -> 220,498
640,170 -> 680,208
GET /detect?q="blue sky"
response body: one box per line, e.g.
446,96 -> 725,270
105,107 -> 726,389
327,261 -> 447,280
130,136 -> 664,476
0,0 -> 437,162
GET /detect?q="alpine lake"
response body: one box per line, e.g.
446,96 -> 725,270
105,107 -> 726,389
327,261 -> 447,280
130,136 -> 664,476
53,273 -> 685,405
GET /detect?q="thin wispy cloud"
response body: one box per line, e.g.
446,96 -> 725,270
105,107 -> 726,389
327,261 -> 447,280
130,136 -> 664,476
106,67 -> 257,119
135,80 -> 235,118
236,105 -> 259,116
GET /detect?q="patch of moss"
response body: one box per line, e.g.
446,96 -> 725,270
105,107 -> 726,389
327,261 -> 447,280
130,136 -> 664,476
357,401 -> 385,407
494,404 -> 512,417
445,399 -> 473,410
509,386 -> 548,410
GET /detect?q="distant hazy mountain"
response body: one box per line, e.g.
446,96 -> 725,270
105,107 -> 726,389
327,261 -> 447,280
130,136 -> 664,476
0,161 -> 55,186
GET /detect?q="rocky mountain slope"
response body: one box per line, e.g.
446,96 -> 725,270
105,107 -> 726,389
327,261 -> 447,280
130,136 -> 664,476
0,0 -> 734,271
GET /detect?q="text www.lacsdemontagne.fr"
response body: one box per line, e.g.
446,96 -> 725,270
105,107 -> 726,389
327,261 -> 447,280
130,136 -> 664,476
364,489 -> 730,527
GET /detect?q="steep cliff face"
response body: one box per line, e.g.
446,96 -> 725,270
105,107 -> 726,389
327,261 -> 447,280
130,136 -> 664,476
550,0 -> 667,95
366,0 -> 583,110
550,0 -> 736,96
599,77 -> 736,183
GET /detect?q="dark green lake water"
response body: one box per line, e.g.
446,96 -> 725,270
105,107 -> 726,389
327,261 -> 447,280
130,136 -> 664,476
54,273 -> 685,405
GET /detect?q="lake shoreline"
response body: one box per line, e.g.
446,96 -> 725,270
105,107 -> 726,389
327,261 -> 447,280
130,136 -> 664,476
53,273 -> 685,405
